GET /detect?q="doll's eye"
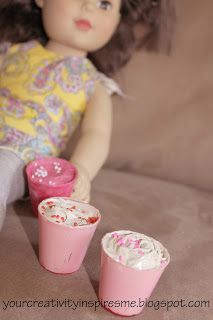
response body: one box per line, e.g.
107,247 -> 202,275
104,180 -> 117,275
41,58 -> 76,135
97,0 -> 112,10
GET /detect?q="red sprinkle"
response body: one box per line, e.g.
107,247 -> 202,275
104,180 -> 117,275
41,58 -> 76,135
87,216 -> 98,224
47,201 -> 54,205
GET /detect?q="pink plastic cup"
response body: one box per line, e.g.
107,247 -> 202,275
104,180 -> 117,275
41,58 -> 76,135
38,197 -> 101,274
99,234 -> 170,316
26,157 -> 77,216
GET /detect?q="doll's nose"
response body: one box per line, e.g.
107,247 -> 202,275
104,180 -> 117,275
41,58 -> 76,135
81,0 -> 96,12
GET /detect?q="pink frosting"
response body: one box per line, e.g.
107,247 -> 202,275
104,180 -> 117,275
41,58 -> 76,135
27,157 -> 77,186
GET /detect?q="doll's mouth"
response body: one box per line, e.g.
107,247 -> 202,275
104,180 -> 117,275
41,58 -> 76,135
74,19 -> 92,31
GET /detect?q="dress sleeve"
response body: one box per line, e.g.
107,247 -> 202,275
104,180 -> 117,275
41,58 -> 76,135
84,60 -> 127,100
0,41 -> 12,55
97,72 -> 126,97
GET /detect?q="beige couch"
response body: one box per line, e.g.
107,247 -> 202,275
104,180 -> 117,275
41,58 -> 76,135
0,0 -> 212,319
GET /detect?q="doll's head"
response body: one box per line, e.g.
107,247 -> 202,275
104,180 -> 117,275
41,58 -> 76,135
0,0 -> 175,75
34,0 -> 122,57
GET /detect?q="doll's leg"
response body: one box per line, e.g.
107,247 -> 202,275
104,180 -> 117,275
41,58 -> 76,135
0,149 -> 26,230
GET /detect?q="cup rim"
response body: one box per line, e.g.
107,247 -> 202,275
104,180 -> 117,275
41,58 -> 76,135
38,197 -> 101,229
26,157 -> 77,187
101,232 -> 170,272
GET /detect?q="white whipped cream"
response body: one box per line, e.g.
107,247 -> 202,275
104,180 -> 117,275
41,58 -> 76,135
38,197 -> 100,227
102,230 -> 170,270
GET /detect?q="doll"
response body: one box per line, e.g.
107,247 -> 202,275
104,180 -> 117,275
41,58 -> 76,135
0,0 -> 174,229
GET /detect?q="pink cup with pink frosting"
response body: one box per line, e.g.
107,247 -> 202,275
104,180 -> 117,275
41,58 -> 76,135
26,157 -> 77,216
38,197 -> 101,274
99,230 -> 170,316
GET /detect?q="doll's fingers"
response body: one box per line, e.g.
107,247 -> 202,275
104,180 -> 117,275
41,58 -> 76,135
70,195 -> 89,203
81,193 -> 90,203
72,181 -> 90,197
70,188 -> 87,201
70,194 -> 81,202
76,178 -> 91,191
71,188 -> 90,203
72,181 -> 90,198
74,192 -> 90,203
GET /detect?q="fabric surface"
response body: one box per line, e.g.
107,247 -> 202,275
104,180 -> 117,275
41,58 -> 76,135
0,149 -> 26,230
0,40 -> 98,164
0,169 -> 212,319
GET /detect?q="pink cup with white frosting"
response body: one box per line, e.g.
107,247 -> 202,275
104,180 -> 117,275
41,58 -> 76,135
26,157 -> 77,216
99,230 -> 170,316
38,197 -> 101,274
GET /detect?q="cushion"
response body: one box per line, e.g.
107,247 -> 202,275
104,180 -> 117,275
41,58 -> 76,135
0,169 -> 212,319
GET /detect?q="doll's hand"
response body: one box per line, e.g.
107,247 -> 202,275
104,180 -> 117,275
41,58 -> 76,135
71,163 -> 91,203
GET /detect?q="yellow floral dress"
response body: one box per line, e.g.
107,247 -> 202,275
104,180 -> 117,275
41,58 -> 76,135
0,40 -> 99,164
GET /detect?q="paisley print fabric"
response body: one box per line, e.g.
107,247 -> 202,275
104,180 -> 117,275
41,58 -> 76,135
0,41 -> 98,163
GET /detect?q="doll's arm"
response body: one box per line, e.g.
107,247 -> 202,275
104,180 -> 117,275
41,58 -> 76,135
70,81 -> 112,202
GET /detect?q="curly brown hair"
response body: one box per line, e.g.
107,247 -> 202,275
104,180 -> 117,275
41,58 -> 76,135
0,0 -> 175,75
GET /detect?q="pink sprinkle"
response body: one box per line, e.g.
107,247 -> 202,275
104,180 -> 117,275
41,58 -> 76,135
134,239 -> 141,249
117,239 -> 125,246
111,232 -> 118,238
138,249 -> 144,255
119,255 -> 123,262
134,243 -> 140,249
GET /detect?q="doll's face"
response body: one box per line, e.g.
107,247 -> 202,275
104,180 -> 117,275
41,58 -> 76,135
35,0 -> 121,56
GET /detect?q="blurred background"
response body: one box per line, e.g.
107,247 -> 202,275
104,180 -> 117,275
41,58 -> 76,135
63,0 -> 213,192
